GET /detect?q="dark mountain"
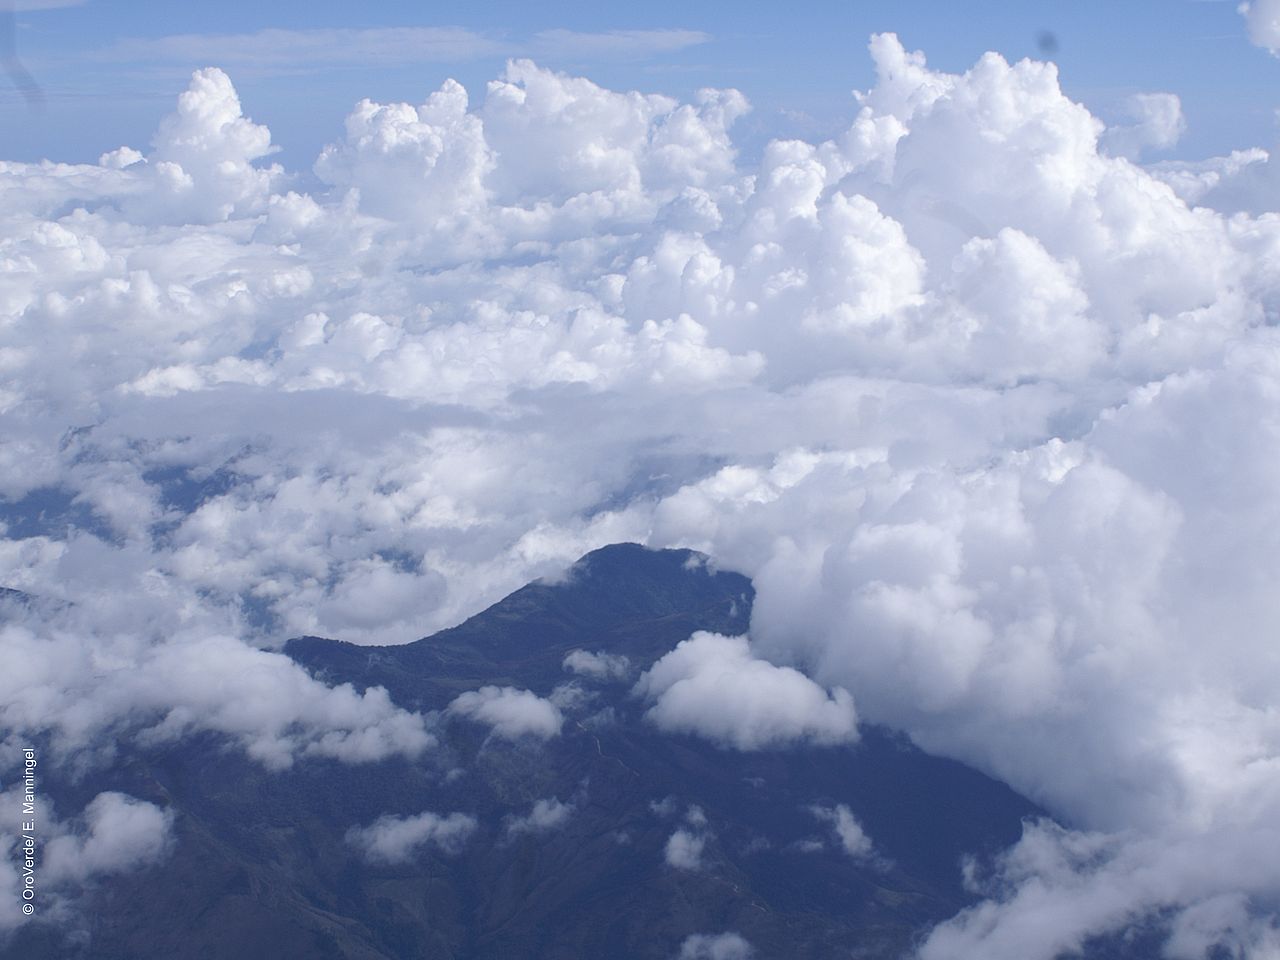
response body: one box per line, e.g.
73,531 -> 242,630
5,543 -> 1043,960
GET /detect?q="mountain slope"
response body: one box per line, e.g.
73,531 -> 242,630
6,544 -> 1042,960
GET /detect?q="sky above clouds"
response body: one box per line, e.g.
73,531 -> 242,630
6,0 -> 1280,957
2,0 -> 1279,169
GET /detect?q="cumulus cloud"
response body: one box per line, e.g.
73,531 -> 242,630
447,686 -> 563,740
562,648 -> 631,681
809,804 -> 874,860
664,828 -> 706,870
122,66 -> 283,224
0,614 -> 434,771
919,820 -> 1280,960
634,632 -> 858,750
1240,0 -> 1280,54
677,932 -> 754,960
346,810 -> 478,865
649,796 -> 679,818
42,792 -> 174,885
1100,92 -> 1186,160
505,796 -> 575,837
0,788 -> 172,933
5,29 -> 1280,957
0,590 -> 434,769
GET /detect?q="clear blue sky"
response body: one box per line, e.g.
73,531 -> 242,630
1,0 -> 1274,170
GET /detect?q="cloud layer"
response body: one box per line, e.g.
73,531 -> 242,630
4,26 -> 1280,956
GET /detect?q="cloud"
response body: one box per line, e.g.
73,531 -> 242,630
447,686 -> 563,740
505,796 -> 574,837
649,796 -> 679,818
0,610 -> 434,771
1239,0 -> 1280,54
106,27 -> 509,73
2,0 -> 85,10
102,26 -> 709,77
1148,147 -> 1273,213
633,632 -> 858,750
4,30 -> 1280,956
918,820 -> 1280,960
0,787 -> 173,934
809,804 -> 874,860
676,932 -> 753,960
1100,92 -> 1186,159
664,828 -> 706,870
41,792 -> 174,885
346,810 -> 477,865
562,648 -> 632,681
530,29 -> 710,60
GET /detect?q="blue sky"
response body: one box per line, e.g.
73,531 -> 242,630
2,0 -> 1276,170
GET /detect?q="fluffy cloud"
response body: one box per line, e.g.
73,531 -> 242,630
1100,92 -> 1186,160
1240,0 -> 1280,54
4,30 -> 1280,957
0,611 -> 434,771
677,932 -> 753,960
0,788 -> 172,933
810,804 -> 874,861
42,792 -> 174,885
919,820 -> 1280,960
634,632 -> 858,750
664,828 -> 706,871
346,810 -> 478,865
122,67 -> 282,225
505,796 -> 575,837
562,648 -> 631,681
447,686 -> 563,740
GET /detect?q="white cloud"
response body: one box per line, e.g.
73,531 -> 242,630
649,796 -> 679,818
447,686 -> 563,740
1149,147 -> 1274,213
0,610 -> 434,771
919,820 -> 1280,960
677,932 -> 754,960
313,79 -> 492,224
346,810 -> 477,865
122,66 -> 282,225
809,804 -> 874,860
108,27 -> 506,72
1101,92 -> 1186,160
505,796 -> 574,837
634,632 -> 858,750
4,30 -> 1280,956
3,0 -> 85,10
548,680 -> 596,712
102,26 -> 708,77
1240,0 -> 1280,54
0,787 -> 173,933
664,828 -> 705,870
530,29 -> 709,60
562,648 -> 631,681
41,792 -> 174,885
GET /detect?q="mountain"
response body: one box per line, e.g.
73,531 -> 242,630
5,543 -> 1042,960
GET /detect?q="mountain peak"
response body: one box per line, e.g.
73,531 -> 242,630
287,543 -> 753,711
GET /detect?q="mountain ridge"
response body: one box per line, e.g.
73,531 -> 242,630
5,542 -> 1044,960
